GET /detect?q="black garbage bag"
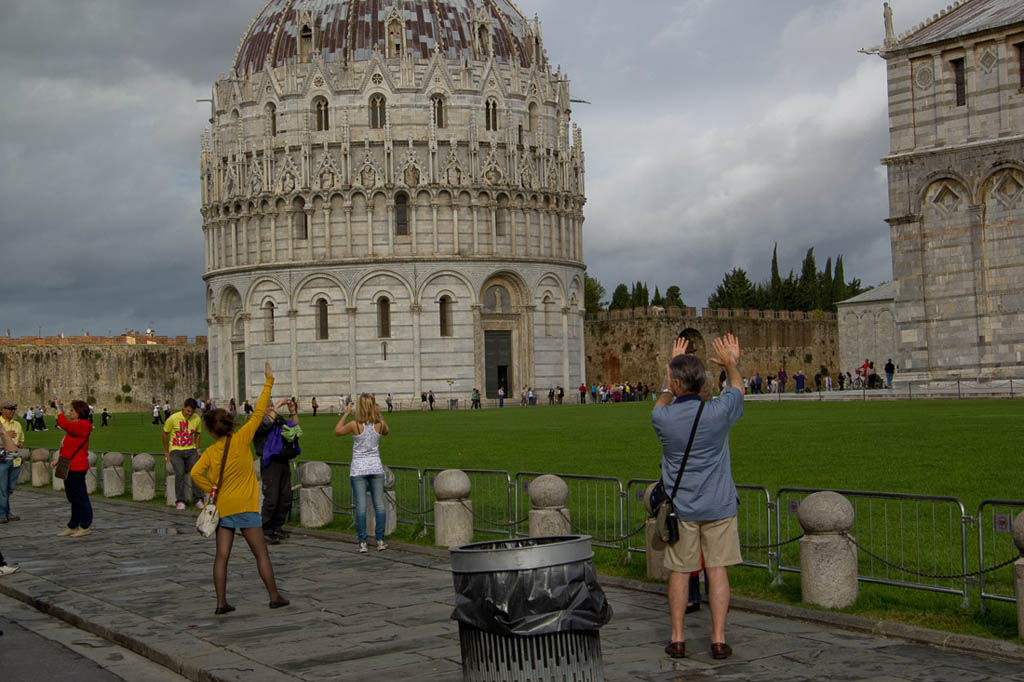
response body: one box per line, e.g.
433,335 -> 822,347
450,536 -> 613,637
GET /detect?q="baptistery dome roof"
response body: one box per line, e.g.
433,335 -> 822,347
234,0 -> 530,74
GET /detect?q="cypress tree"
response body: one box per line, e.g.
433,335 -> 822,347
770,243 -> 782,309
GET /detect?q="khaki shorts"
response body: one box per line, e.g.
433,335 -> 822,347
663,516 -> 742,574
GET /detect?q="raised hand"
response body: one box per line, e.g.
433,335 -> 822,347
670,336 -> 689,359
265,362 -> 273,379
709,333 -> 741,367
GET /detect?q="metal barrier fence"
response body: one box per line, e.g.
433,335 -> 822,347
775,488 -> 970,607
622,479 -> 773,572
977,499 -> 1024,609
22,452 -> 1023,610
514,473 -> 625,548
421,468 -> 514,537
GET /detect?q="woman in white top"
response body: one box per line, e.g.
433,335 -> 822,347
334,394 -> 390,553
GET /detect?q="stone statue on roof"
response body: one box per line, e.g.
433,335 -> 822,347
883,3 -> 895,45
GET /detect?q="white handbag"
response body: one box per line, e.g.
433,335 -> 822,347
195,435 -> 231,538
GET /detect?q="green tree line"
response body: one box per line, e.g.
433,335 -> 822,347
584,243 -> 865,315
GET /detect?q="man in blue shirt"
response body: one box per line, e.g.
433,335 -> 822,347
652,333 -> 744,661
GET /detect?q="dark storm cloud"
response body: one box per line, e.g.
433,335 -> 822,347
0,0 -> 951,337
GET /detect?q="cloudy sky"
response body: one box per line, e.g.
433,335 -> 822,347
0,0 -> 953,337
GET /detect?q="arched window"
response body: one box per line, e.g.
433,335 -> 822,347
377,296 -> 391,338
495,199 -> 509,236
439,296 -> 453,337
314,97 -> 329,131
395,193 -> 409,235
432,95 -> 446,128
264,302 -> 276,343
299,25 -> 313,63
543,295 -> 554,336
315,298 -> 329,340
266,103 -> 278,137
293,198 -> 308,239
387,19 -> 403,58
485,99 -> 498,132
528,102 -> 538,132
370,95 -> 387,129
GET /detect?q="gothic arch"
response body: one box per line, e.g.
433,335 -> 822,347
416,269 -> 473,305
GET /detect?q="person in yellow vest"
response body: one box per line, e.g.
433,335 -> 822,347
191,362 -> 288,615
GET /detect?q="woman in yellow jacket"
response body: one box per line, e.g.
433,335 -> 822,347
191,362 -> 288,615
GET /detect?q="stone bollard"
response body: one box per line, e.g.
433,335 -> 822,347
1013,512 -> 1024,639
366,466 -> 397,538
132,454 -> 156,501
85,452 -> 99,494
51,452 -> 65,492
17,448 -> 31,484
642,482 -> 670,581
31,449 -> 51,487
102,453 -> 125,498
798,491 -> 858,608
433,469 -> 473,548
165,470 -> 177,506
528,474 -> 571,537
299,462 -> 333,528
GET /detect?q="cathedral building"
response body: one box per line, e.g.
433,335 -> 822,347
201,1 -> 587,404
879,0 -> 1024,380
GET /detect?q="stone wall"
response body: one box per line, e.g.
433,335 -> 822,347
584,307 -> 838,388
0,340 -> 208,410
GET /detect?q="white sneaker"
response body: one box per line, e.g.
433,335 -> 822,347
195,500 -> 205,510
175,502 -> 185,510
376,540 -> 388,552
358,542 -> 368,553
0,564 -> 19,576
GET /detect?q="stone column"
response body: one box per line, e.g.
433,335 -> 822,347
452,206 -> 460,254
642,482 -> 670,581
528,474 -> 571,537
798,491 -> 857,608
411,304 -> 422,398
287,212 -> 295,260
165,468 -> 177,506
1013,512 -> 1024,639
254,211 -> 262,264
344,204 -> 353,255
433,469 -> 472,548
386,201 -> 394,253
347,306 -> 358,398
132,454 -> 156,501
50,452 -> 64,492
269,213 -> 277,262
85,452 -> 98,494
31,449 -> 50,487
299,462 -> 333,528
367,205 -> 375,255
471,202 -> 479,255
366,466 -> 397,538
323,206 -> 332,258
102,453 -> 125,498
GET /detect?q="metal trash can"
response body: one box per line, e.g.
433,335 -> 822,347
449,398 -> 459,410
449,535 -> 612,682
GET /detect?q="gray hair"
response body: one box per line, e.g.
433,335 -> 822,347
669,353 -> 705,395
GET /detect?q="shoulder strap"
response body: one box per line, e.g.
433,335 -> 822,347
213,435 -> 232,495
669,400 -> 705,499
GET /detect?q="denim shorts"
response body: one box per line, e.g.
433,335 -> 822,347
218,511 -> 261,529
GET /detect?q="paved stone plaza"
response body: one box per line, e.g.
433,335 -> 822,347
0,490 -> 1021,682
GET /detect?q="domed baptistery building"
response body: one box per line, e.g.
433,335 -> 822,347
201,1 -> 587,405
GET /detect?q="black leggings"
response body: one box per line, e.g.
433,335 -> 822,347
64,470 -> 93,529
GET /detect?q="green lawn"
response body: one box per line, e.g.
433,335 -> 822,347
23,399 -> 1023,509
18,398 -> 1024,641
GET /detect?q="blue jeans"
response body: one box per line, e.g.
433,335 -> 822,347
0,460 -> 19,518
350,474 -> 386,543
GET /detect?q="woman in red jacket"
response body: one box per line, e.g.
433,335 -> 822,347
54,399 -> 93,537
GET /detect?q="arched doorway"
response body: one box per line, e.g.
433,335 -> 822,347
479,273 -> 529,399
